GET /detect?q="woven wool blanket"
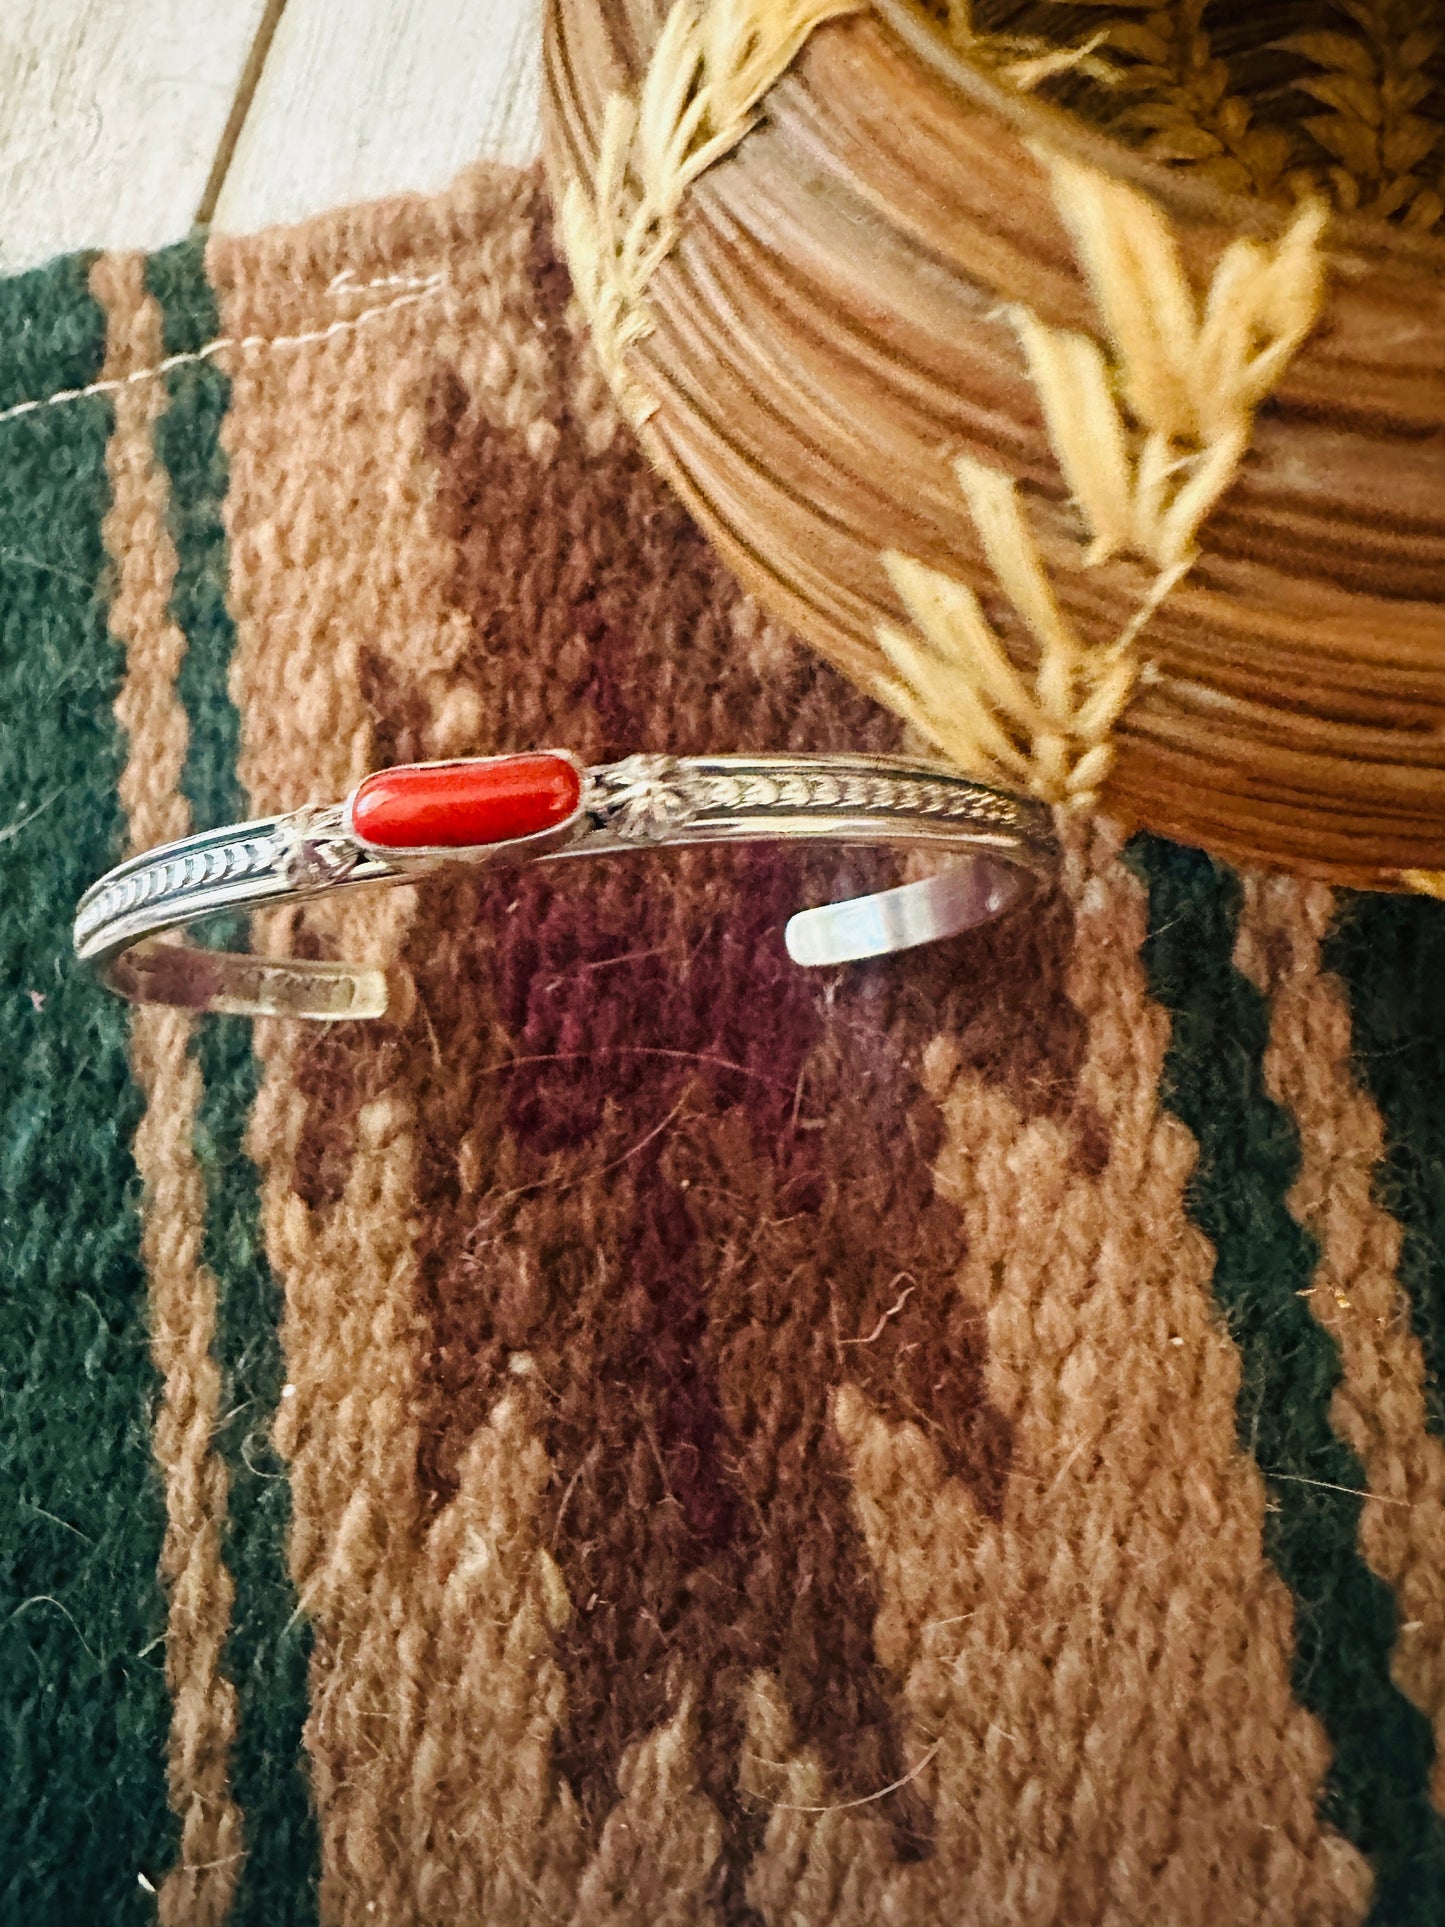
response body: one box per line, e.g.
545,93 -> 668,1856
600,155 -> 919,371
2,162 -> 1444,1927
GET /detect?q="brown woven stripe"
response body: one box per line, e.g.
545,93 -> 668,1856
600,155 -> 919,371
90,248 -> 244,1927
211,169 -> 590,1923
1235,873 -> 1445,1817
221,179 -> 1160,1919
366,395 -> 937,1912
789,824 -> 1373,1927
310,219 -> 1137,1923
182,159 -> 1395,1921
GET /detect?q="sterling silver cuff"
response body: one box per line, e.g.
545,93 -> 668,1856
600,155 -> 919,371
74,751 -> 1057,1022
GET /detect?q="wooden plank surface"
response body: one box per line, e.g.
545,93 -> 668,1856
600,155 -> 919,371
0,0 -> 543,270
212,0 -> 543,234
0,0 -> 272,273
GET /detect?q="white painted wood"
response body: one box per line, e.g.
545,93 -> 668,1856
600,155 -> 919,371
213,0 -> 543,234
0,0 -> 271,274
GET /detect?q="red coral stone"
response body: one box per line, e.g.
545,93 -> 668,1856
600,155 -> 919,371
351,753 -> 582,851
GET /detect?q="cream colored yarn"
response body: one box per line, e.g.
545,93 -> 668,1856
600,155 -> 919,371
559,0 -> 863,424
877,160 -> 1327,807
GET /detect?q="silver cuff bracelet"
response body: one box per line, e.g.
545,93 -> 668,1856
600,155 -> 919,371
74,750 -> 1057,1022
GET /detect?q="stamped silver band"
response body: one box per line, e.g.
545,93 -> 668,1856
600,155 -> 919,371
74,751 -> 1057,1022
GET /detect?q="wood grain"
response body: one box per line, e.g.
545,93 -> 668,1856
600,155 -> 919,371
211,0 -> 542,233
0,0 -> 271,273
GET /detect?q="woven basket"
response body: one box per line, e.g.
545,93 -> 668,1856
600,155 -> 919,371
541,0 -> 1445,891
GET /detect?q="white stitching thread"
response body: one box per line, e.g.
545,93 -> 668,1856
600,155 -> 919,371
0,272 -> 447,429
326,269 -> 443,297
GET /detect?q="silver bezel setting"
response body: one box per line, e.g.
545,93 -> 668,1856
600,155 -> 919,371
341,748 -> 591,865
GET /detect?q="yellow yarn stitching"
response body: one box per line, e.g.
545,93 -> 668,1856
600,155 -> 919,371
877,162 -> 1327,807
1029,161 -> 1326,568
559,0 -> 862,426
944,0 -> 1113,92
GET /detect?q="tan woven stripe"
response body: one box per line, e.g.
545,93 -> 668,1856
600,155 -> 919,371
1235,873 -> 1445,1816
210,168 -> 594,1922
754,822 -> 1371,1925
246,1073 -> 589,1922
742,1668 -> 895,1921
90,249 -> 243,1927
568,1696 -> 725,1927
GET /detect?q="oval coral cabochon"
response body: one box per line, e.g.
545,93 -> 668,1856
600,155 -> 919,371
350,753 -> 582,851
